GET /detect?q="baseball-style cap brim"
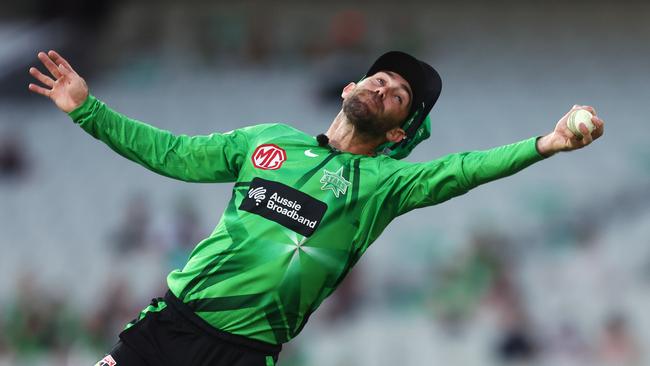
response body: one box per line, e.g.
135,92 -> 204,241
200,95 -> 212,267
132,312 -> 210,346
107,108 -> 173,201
366,51 -> 442,159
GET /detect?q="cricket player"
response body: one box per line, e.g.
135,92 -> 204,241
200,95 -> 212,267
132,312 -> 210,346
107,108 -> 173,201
28,50 -> 604,366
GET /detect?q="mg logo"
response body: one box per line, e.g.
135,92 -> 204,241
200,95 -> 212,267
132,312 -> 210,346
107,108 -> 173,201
252,144 -> 286,170
95,355 -> 117,366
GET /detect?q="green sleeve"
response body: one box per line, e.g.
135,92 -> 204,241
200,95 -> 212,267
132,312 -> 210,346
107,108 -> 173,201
68,95 -> 252,183
378,137 -> 546,215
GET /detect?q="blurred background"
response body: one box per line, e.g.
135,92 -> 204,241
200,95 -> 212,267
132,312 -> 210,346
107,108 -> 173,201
1,0 -> 650,365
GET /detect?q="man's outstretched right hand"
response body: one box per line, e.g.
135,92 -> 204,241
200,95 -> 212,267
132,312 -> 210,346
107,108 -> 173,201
28,50 -> 89,113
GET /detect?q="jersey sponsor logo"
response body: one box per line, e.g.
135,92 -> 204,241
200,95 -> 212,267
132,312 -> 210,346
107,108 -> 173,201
320,167 -> 351,198
95,355 -> 117,366
248,186 -> 267,206
252,144 -> 286,170
240,178 -> 327,237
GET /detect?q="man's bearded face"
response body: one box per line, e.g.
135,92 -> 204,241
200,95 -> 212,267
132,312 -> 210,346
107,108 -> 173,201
342,88 -> 399,140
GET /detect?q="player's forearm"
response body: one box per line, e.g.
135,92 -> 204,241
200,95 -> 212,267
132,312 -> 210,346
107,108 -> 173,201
459,137 -> 547,188
68,95 -> 225,182
384,137 -> 547,214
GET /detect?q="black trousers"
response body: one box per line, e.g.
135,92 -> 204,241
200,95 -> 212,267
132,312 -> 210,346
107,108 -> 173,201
95,293 -> 281,366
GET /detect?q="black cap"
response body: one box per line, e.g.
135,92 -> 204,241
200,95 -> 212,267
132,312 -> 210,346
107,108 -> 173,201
365,51 -> 442,135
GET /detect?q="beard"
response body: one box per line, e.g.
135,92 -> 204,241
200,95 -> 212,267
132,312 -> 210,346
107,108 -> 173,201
342,89 -> 396,140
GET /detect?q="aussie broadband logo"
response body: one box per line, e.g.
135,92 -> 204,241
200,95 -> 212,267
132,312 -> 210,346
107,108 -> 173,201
252,144 -> 286,170
248,187 -> 266,206
240,178 -> 327,237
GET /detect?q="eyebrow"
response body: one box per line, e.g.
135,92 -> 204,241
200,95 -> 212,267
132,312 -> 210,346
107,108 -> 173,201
383,71 -> 412,105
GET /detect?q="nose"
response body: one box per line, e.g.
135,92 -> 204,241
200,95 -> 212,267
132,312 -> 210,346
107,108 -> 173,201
375,87 -> 386,100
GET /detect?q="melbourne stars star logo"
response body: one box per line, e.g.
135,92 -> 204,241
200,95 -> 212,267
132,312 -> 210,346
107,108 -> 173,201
320,167 -> 351,198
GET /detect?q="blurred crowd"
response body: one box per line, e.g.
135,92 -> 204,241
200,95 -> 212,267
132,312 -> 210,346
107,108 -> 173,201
0,273 -> 134,365
0,187 -> 209,365
428,229 -> 646,366
2,1 -> 650,366
0,132 -> 29,182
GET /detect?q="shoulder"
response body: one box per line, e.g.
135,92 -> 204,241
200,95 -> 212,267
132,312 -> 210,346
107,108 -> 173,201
374,154 -> 410,172
237,123 -> 309,137
233,123 -> 315,149
372,154 -> 453,183
252,123 -> 315,142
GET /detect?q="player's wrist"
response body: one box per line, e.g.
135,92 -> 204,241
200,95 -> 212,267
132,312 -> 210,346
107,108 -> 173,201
67,93 -> 96,122
535,134 -> 558,157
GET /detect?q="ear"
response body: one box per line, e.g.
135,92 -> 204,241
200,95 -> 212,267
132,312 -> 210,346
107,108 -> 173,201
385,127 -> 406,143
341,82 -> 356,98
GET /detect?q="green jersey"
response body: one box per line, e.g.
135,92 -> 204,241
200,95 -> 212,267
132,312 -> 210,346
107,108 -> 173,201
69,95 -> 545,345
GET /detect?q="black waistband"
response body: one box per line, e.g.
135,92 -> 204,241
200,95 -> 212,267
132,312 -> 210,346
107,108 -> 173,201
163,290 -> 282,355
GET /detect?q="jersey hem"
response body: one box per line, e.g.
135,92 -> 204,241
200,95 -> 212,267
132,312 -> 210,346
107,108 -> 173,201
164,290 -> 283,355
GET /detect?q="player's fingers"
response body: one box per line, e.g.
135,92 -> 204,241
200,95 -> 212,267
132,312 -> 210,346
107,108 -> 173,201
37,51 -> 61,79
591,117 -> 604,138
28,83 -> 51,97
579,123 -> 593,145
591,116 -> 604,131
581,105 -> 597,116
48,50 -> 76,73
57,64 -> 70,77
29,67 -> 55,88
